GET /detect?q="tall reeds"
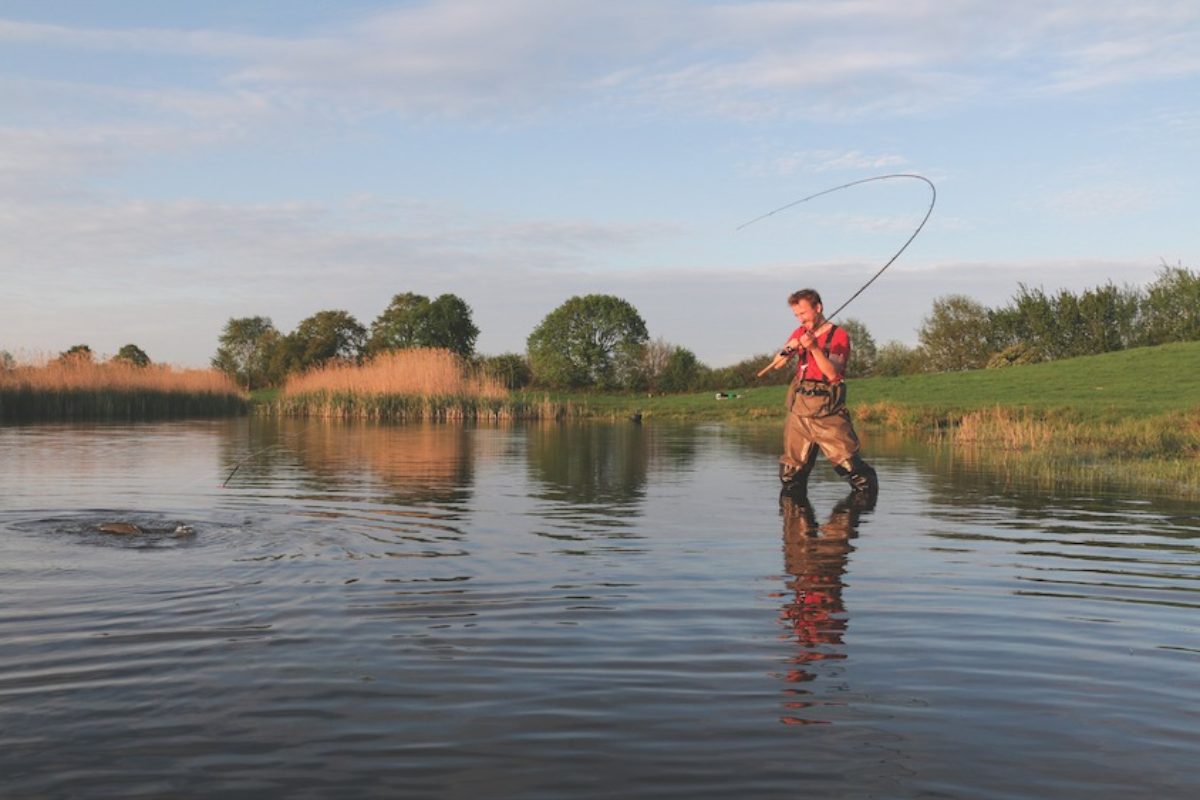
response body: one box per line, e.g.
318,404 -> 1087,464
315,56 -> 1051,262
0,356 -> 247,421
272,349 -> 569,421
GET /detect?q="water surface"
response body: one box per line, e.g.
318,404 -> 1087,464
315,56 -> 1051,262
2,419 -> 1196,798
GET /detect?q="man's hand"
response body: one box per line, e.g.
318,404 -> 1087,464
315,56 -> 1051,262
756,346 -> 795,378
801,322 -> 833,349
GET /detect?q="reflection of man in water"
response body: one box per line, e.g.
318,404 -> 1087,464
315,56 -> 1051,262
776,490 -> 873,725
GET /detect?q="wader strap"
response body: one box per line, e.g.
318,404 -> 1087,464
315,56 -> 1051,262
798,324 -> 839,383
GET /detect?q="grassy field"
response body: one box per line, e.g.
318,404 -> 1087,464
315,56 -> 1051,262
561,340 -> 1200,422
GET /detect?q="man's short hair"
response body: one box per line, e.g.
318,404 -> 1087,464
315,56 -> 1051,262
787,289 -> 822,307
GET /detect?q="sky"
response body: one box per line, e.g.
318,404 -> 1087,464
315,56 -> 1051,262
3,0 -> 1198,368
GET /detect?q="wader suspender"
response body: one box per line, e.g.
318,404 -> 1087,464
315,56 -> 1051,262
798,324 -> 838,383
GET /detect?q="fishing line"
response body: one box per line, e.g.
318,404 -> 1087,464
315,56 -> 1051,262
737,173 -> 936,321
220,415 -> 323,488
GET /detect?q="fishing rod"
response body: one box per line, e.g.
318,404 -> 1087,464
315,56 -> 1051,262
220,415 -> 324,488
742,173 -> 937,377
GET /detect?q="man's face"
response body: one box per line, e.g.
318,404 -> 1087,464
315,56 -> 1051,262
791,300 -> 821,328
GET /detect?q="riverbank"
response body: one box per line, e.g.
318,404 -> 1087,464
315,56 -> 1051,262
558,341 -> 1200,498
244,342 -> 1198,496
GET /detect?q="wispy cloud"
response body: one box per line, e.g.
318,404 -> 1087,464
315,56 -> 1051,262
1041,183 -> 1159,218
3,1 -> 1197,127
768,149 -> 910,175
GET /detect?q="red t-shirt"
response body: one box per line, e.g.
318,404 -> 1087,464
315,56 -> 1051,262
790,325 -> 850,383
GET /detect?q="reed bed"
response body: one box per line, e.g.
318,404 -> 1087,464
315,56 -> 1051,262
0,357 -> 247,421
944,406 -> 1200,497
272,349 -> 570,421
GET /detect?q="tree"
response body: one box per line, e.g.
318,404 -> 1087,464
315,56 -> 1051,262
212,316 -> 279,390
658,346 -> 706,393
367,292 -> 428,353
918,295 -> 991,372
837,318 -> 878,378
873,341 -> 927,377
367,292 -> 479,358
638,338 -> 675,393
992,284 -> 1057,359
288,310 -> 366,371
706,353 -> 792,389
637,338 -> 706,393
423,294 -> 480,357
482,353 -> 533,390
1075,283 -> 1140,355
1139,264 -> 1200,346
113,344 -> 151,368
59,344 -> 94,363
0,350 -> 15,370
526,294 -> 649,390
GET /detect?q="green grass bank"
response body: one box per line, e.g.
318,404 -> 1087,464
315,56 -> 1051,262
565,341 -> 1200,498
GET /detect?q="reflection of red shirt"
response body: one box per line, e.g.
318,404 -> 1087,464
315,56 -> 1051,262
790,325 -> 850,382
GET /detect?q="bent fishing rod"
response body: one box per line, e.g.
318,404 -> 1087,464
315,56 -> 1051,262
742,173 -> 937,377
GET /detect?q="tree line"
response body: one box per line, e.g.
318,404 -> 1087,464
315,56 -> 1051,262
206,263 -> 1199,392
901,263 -> 1200,374
20,262 -> 1180,392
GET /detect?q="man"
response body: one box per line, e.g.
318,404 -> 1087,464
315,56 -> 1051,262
763,288 -> 877,499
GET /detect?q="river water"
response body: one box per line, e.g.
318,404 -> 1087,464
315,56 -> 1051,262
1,418 -> 1196,798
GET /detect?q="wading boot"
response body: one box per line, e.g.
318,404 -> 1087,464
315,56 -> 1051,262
779,459 -> 815,499
834,455 -> 878,501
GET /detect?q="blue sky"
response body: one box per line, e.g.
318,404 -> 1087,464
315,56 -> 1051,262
3,0 -> 1198,367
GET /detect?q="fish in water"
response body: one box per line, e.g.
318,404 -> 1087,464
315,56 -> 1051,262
97,521 -> 142,535
95,521 -> 195,537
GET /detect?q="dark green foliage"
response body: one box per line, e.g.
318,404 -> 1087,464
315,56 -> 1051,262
1139,264 -> 1200,346
526,294 -> 649,390
873,340 -> 927,377
639,338 -> 708,393
481,353 -> 533,390
838,318 -> 877,378
367,292 -> 479,357
59,344 -> 94,363
918,295 -> 991,371
212,316 -> 279,390
1076,283 -> 1140,354
988,281 -> 1142,361
422,294 -> 480,356
114,344 -> 151,368
705,353 -> 792,389
287,309 -> 367,370
657,346 -> 707,393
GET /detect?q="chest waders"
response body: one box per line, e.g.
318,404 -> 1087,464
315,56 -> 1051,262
780,325 -> 879,502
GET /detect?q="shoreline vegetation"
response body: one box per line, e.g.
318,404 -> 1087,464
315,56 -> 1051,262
552,341 -> 1200,498
0,356 -> 247,422
6,344 -> 1195,497
266,349 -> 573,421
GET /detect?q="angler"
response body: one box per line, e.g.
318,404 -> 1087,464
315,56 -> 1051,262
760,288 -> 878,501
